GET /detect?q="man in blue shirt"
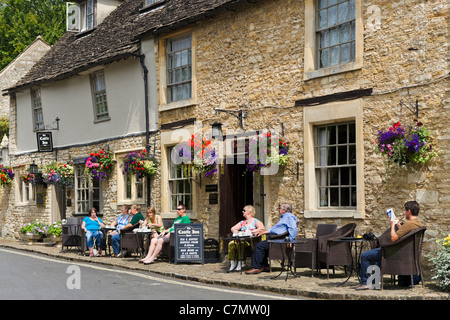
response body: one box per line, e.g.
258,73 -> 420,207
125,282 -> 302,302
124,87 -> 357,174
245,203 -> 297,274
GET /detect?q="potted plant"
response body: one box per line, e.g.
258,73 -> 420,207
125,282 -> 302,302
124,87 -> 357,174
45,220 -> 66,246
121,149 -> 158,178
84,149 -> 114,180
19,219 -> 47,244
42,162 -> 74,187
0,164 -> 14,187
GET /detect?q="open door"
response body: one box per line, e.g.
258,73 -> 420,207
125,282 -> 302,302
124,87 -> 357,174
219,163 -> 253,239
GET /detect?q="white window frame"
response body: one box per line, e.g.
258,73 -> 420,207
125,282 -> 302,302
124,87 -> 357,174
166,35 -> 192,103
116,150 -> 146,205
74,164 -> 102,214
315,122 -> 357,208
158,30 -> 197,112
303,99 -> 365,218
80,0 -> 95,32
16,177 -> 36,205
316,0 -> 356,69
167,146 -> 193,212
31,87 -> 44,131
90,70 -> 110,122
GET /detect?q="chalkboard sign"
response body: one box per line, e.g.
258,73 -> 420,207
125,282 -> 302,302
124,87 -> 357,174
174,223 -> 204,265
36,132 -> 53,152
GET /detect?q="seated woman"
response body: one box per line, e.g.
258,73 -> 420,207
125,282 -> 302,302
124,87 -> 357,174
81,207 -> 105,257
139,204 -> 191,264
109,205 -> 130,256
142,206 -> 165,238
227,205 -> 264,272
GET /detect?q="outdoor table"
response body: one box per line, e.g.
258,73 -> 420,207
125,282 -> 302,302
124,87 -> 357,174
268,239 -> 306,281
101,226 -> 116,256
133,229 -> 153,256
224,234 -> 261,274
331,237 -> 371,287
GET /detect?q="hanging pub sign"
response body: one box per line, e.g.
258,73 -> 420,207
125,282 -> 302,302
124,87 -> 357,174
174,223 -> 204,265
36,132 -> 53,152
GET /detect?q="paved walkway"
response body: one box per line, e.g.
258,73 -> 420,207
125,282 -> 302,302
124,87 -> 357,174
1,238 -> 448,300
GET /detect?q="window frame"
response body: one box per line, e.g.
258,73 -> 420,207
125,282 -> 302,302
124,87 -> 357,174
16,176 -> 36,205
158,29 -> 197,112
80,0 -> 95,32
74,164 -> 102,215
167,146 -> 193,212
315,0 -> 356,69
166,34 -> 193,104
31,87 -> 44,131
90,70 -> 110,122
304,0 -> 363,80
314,122 -> 357,209
116,149 -> 147,205
303,99 -> 365,219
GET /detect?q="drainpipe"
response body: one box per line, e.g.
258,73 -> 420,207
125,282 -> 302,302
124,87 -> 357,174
132,53 -> 151,206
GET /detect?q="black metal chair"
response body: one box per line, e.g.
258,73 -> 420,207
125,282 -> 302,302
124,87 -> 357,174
294,224 -> 337,277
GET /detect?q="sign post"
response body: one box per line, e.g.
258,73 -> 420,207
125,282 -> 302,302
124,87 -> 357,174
174,223 -> 204,265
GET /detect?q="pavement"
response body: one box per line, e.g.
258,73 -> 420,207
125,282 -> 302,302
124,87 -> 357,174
1,237 -> 449,300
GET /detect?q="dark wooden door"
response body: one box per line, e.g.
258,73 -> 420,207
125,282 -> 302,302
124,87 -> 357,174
219,163 -> 253,238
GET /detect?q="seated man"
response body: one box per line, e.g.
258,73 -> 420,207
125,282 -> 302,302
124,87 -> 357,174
245,203 -> 297,275
355,200 -> 423,290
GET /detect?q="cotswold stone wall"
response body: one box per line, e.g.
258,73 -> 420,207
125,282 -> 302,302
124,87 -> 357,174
156,0 -> 449,252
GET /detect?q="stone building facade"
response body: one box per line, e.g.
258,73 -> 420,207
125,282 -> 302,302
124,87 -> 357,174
1,0 -> 448,260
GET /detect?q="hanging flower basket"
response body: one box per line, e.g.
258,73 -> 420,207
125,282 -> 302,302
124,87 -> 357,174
84,149 -> 114,181
42,162 -> 74,187
244,131 -> 290,174
173,133 -> 217,177
121,149 -> 158,178
0,164 -> 14,187
17,164 -> 45,185
375,120 -> 440,171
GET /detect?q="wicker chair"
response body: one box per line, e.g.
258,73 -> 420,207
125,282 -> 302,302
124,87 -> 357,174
119,222 -> 142,256
379,226 -> 426,289
61,217 -> 84,253
294,224 -> 337,277
160,219 -> 175,262
317,223 -> 357,279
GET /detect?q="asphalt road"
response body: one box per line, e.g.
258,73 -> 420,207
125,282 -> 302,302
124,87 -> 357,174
0,248 -> 303,302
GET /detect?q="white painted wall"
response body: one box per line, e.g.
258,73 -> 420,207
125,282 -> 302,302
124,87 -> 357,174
15,57 -> 148,153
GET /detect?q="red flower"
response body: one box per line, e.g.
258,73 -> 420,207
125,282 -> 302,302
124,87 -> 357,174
393,121 -> 401,129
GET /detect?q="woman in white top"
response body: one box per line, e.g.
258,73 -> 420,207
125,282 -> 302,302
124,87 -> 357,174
227,205 -> 264,272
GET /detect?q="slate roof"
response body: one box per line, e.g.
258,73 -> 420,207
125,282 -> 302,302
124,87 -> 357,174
5,0 -> 251,94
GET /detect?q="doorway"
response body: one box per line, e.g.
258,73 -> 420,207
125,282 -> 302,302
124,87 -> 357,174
219,163 -> 253,238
